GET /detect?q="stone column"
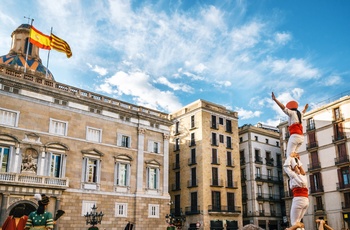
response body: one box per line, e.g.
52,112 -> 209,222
163,133 -> 170,194
136,127 -> 145,193
54,196 -> 61,230
0,193 -> 9,225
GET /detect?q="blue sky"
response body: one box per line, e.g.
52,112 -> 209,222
0,0 -> 349,127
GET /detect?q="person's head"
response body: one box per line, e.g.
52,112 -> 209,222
286,100 -> 298,110
35,194 -> 49,214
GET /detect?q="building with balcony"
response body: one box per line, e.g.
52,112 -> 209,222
279,94 -> 350,230
239,123 -> 284,230
168,100 -> 242,230
0,24 -> 173,229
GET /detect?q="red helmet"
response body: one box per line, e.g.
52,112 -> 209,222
286,100 -> 298,109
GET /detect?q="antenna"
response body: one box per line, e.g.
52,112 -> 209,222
24,16 -> 34,24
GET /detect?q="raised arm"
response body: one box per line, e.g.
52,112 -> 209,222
272,92 -> 285,111
302,104 -> 309,114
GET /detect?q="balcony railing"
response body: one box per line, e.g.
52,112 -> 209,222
307,162 -> 321,171
255,156 -> 263,164
333,133 -> 347,143
226,181 -> 238,189
306,124 -> 316,131
0,172 -> 69,188
306,141 -> 318,150
255,174 -> 283,183
210,179 -> 224,187
171,183 -> 181,191
314,204 -> 324,212
188,158 -> 196,165
337,182 -> 350,190
309,185 -> 324,194
265,157 -> 274,166
187,179 -> 198,188
211,157 -> 220,165
208,205 -> 241,213
342,202 -> 350,209
185,206 -> 200,215
256,193 -> 281,201
335,156 -> 350,165
173,162 -> 180,170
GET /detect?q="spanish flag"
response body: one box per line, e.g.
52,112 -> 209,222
29,26 -> 51,50
50,33 -> 72,58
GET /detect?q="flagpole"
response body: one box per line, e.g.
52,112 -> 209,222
24,17 -> 34,73
46,27 -> 53,78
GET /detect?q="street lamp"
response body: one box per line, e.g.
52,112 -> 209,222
84,204 -> 104,229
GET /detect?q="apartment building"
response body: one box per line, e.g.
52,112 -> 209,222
0,24 -> 173,230
168,100 -> 242,230
239,123 -> 284,230
279,94 -> 350,230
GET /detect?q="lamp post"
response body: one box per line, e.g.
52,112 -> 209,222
84,204 -> 104,229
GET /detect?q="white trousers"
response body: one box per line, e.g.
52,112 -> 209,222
290,196 -> 309,226
286,134 -> 304,156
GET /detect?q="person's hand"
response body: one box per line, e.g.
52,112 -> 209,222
271,92 -> 276,100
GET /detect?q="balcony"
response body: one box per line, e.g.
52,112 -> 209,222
171,183 -> 181,191
307,162 -> 321,171
255,156 -> 263,164
309,185 -> 324,194
208,205 -> 241,214
335,156 -> 350,166
210,179 -> 224,187
333,133 -> 347,143
0,172 -> 69,189
255,174 -> 283,183
185,206 -> 200,215
342,202 -> 350,210
306,124 -> 316,132
211,157 -> 220,165
188,158 -> 196,166
337,182 -> 350,191
314,204 -> 325,213
187,179 -> 198,188
306,141 -> 318,151
226,181 -> 238,189
265,157 -> 274,166
256,193 -> 281,202
173,162 -> 180,170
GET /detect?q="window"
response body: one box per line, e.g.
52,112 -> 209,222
341,167 -> 350,186
258,185 -> 262,196
147,167 -> 160,190
0,108 -> 19,127
276,141 -> 279,147
226,136 -> 232,149
82,201 -> 96,216
115,162 -> 130,186
219,134 -> 224,143
212,167 -> 219,185
190,192 -> 198,212
115,203 -> 128,217
212,191 -> 221,211
211,115 -> 217,129
256,167 -> 261,178
148,141 -> 160,153
267,169 -> 272,180
117,134 -> 131,148
190,133 -> 195,146
190,148 -> 196,164
175,121 -> 180,134
334,107 -> 340,120
227,151 -> 233,166
307,118 -> 315,130
269,186 -> 273,197
148,204 -> 159,218
212,149 -> 218,164
310,172 -> 323,193
82,149 -> 102,190
190,115 -> 195,128
175,138 -> 180,151
211,133 -> 218,146
241,168 -> 246,179
175,153 -> 180,169
49,118 -> 68,136
227,169 -> 233,187
86,127 -> 102,142
0,146 -> 10,172
49,153 -> 63,177
175,171 -> 180,190
239,137 -> 243,143
219,117 -> 224,125
191,167 -> 196,186
315,196 -> 323,211
254,136 -> 258,141
227,192 -> 235,211
265,138 -> 269,144
226,119 -> 232,132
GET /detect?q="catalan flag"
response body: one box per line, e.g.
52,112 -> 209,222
50,33 -> 72,58
29,26 -> 51,50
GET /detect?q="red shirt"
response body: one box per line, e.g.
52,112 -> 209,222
288,123 -> 303,135
292,187 -> 308,198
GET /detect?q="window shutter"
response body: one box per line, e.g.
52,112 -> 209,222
148,141 -> 153,152
156,168 -> 160,189
117,134 -> 122,146
82,157 -> 87,182
126,164 -> 130,186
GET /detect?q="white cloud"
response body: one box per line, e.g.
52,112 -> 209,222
269,58 -> 319,79
236,107 -> 262,120
87,63 -> 108,76
98,71 -> 182,112
214,81 -> 232,88
322,75 -> 341,86
275,32 -> 291,45
154,77 -> 193,92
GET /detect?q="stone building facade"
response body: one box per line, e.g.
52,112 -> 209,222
168,100 -> 242,229
239,123 -> 284,230
278,95 -> 350,230
0,24 -> 173,230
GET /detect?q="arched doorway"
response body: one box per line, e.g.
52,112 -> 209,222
8,202 -> 36,217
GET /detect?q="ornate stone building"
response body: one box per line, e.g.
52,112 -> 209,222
0,24 -> 173,230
